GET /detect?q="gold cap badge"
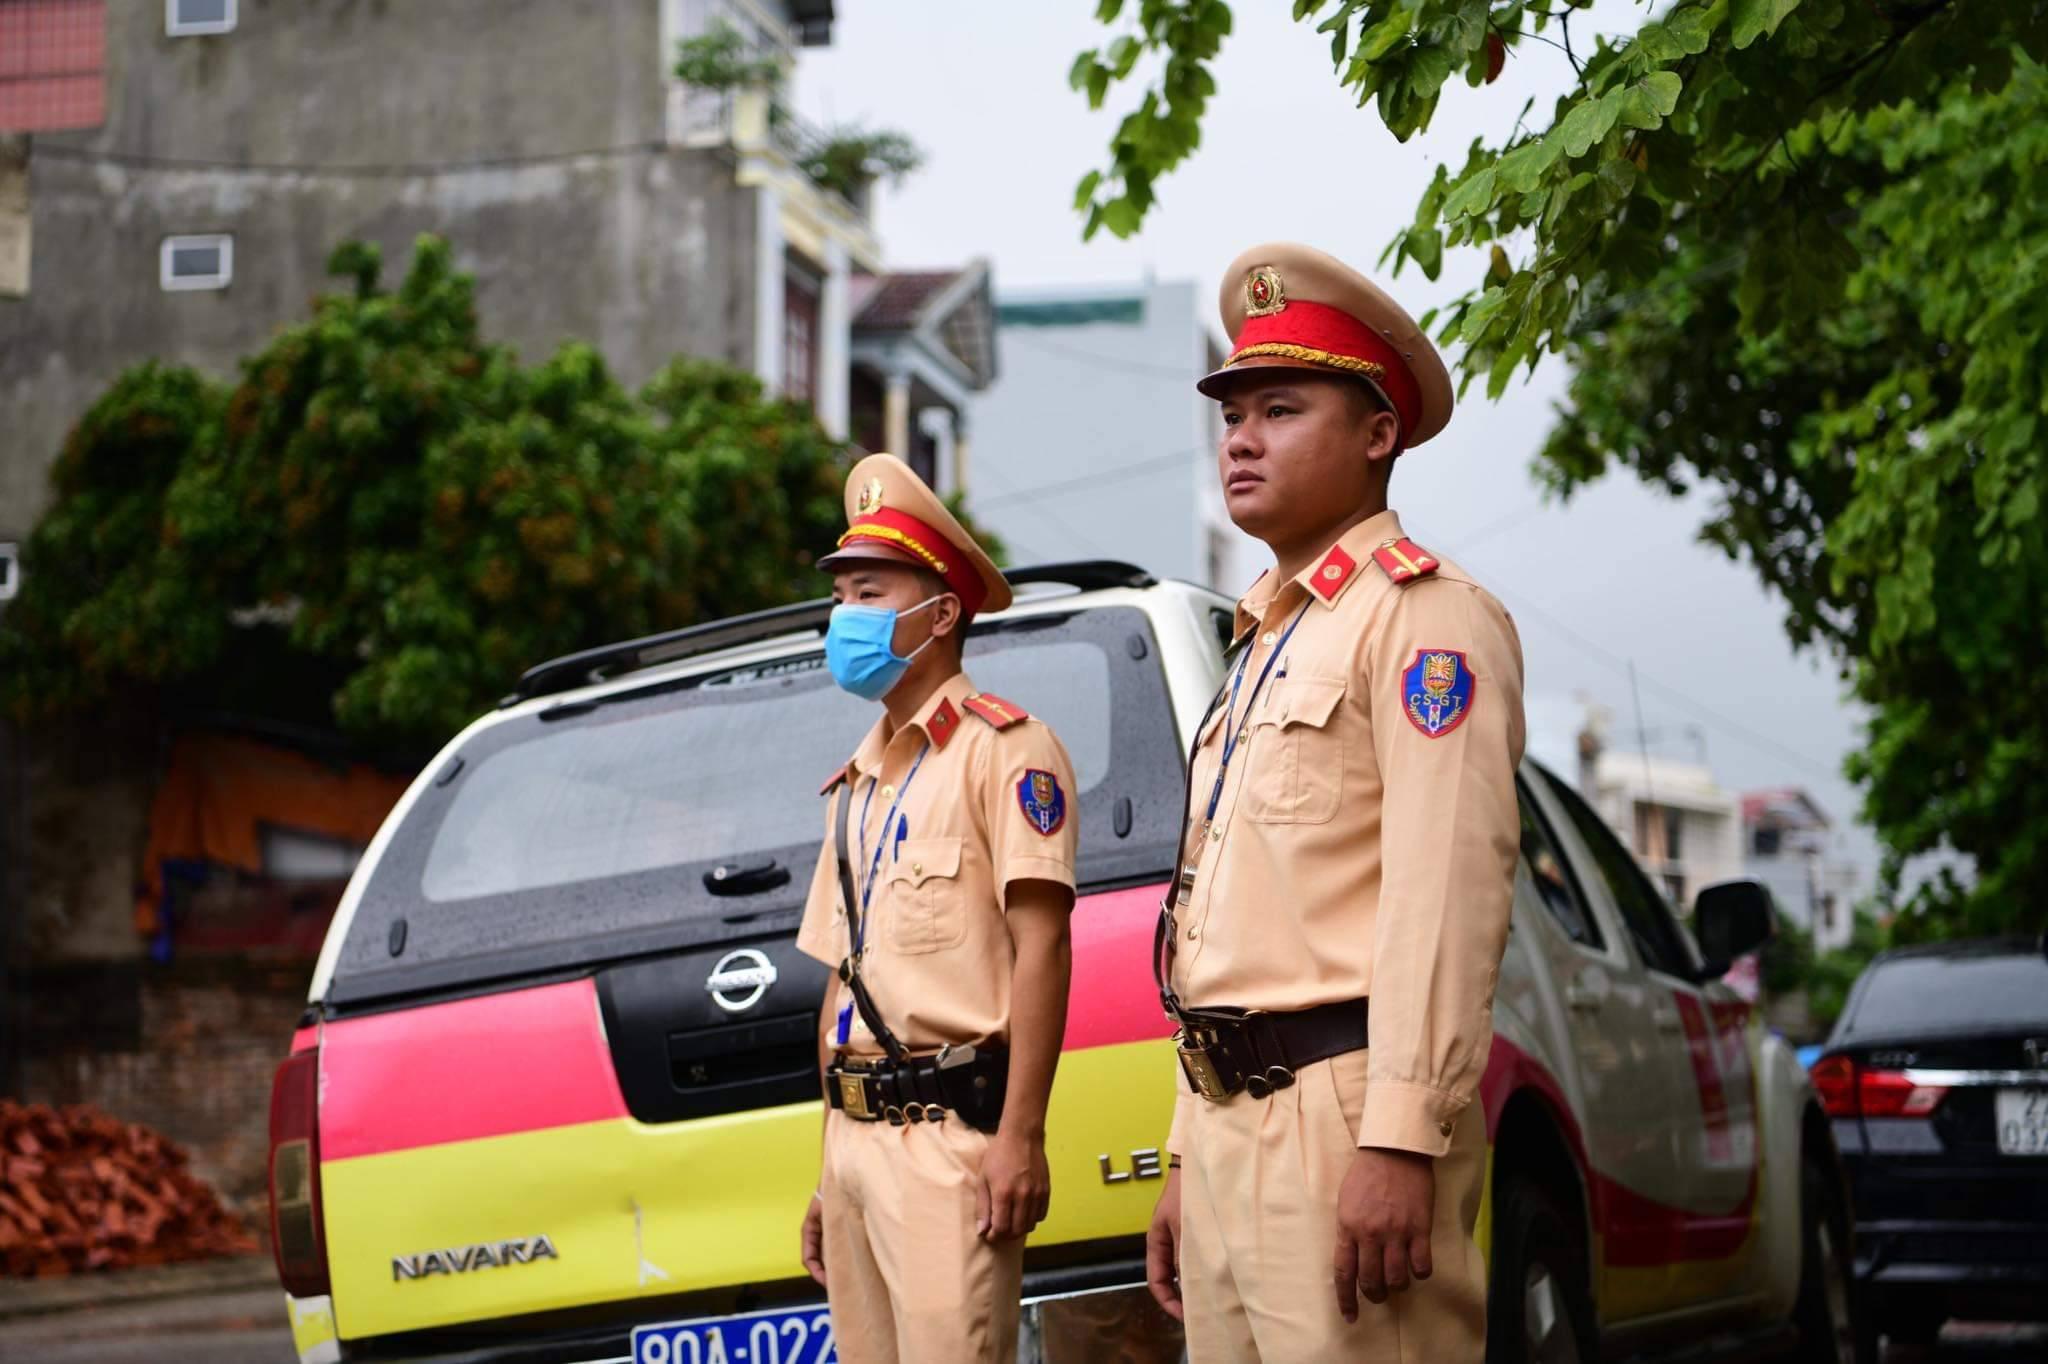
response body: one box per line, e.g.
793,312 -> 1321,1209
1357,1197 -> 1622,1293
855,478 -> 885,515
1245,265 -> 1287,318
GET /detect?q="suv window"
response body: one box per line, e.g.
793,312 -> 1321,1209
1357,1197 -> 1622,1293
1842,949 -> 2048,1038
329,606 -> 1188,1006
1518,783 -> 1604,949
1541,770 -> 1697,979
422,639 -> 1117,903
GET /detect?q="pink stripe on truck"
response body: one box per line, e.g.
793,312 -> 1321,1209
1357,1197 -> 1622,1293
319,978 -> 628,1160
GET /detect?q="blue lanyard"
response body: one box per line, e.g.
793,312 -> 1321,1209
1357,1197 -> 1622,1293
853,742 -> 930,956
1204,601 -> 1312,822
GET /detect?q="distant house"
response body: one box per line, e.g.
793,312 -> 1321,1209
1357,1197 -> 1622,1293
1575,711 -> 1744,914
1584,751 -> 1746,913
1743,787 -> 1859,953
848,262 -> 998,492
1,0 -> 993,560
969,277 -> 1254,588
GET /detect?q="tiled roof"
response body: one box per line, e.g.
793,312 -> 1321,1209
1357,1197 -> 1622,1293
854,271 -> 961,331
0,0 -> 106,134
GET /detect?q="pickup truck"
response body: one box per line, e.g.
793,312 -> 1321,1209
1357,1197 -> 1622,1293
268,560 -> 1862,1363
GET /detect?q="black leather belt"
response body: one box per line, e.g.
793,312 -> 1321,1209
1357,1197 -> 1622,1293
1174,998 -> 1369,1101
825,1044 -> 1009,1133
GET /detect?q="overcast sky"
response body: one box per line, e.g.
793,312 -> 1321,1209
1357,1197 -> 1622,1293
791,2 -> 1878,885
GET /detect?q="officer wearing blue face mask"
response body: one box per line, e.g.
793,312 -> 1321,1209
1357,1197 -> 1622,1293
823,589 -> 949,700
794,452 -> 1080,1364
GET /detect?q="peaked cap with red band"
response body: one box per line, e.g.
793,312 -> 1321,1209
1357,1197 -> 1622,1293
816,452 -> 1012,615
1196,242 -> 1455,448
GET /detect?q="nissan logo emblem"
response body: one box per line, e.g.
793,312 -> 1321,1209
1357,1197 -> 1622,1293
706,949 -> 778,1014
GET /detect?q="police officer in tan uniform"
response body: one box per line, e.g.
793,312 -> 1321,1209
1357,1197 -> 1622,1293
1144,245 -> 1527,1361
795,453 -> 1080,1364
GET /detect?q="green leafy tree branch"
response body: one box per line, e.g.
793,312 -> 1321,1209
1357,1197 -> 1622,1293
1075,3 -> 2048,938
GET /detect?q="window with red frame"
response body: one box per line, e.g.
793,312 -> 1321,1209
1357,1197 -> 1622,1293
784,263 -> 821,407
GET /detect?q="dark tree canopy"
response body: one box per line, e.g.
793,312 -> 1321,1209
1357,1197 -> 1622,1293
1,237 -> 851,747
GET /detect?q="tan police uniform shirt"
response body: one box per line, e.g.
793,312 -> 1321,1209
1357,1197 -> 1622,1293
1166,509 -> 1526,1158
796,671 -> 1079,1058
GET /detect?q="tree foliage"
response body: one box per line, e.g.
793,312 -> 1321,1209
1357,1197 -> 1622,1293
1077,1 -> 2048,938
1804,909 -> 1887,1033
0,236 -> 850,747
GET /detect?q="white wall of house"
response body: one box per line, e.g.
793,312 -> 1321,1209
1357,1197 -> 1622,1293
969,279 -> 1255,591
1744,797 -> 1861,953
1590,751 -> 1744,911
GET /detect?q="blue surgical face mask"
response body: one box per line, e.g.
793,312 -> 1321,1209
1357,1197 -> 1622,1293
825,595 -> 944,701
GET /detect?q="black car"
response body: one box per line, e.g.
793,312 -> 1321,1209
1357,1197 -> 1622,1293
1813,937 -> 2048,1344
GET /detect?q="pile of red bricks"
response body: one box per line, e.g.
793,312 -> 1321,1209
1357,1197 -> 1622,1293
0,1100 -> 257,1277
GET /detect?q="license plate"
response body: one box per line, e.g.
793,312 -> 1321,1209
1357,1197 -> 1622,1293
1995,1088 -> 2048,1156
632,1304 -> 835,1364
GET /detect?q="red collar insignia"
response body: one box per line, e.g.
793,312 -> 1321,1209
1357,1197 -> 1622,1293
924,697 -> 961,749
1307,544 -> 1360,604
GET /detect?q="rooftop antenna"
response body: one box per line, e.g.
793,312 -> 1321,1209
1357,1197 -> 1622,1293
1629,660 -> 1659,860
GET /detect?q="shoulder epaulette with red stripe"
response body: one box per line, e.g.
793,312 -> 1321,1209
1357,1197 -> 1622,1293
961,693 -> 1029,730
819,765 -> 848,796
1370,537 -> 1440,586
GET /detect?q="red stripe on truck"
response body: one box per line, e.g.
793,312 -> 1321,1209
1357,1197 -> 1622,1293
1482,1035 -> 1755,1269
320,978 -> 627,1159
1064,883 -> 1177,1052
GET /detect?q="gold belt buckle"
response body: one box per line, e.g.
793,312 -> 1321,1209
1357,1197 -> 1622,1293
1176,1030 -> 1229,1102
837,1072 -> 874,1120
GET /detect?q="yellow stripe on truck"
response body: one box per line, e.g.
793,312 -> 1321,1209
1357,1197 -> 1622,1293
323,1038 -> 1177,1338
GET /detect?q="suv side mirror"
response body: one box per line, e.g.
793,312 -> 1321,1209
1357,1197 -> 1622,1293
1692,879 -> 1776,979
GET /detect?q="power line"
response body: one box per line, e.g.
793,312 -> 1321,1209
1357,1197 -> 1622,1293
1432,501 -> 1543,559
1485,578 -> 1846,786
964,457 -> 1110,563
31,139 -> 673,179
1002,329 -> 1201,382
971,447 -> 1205,511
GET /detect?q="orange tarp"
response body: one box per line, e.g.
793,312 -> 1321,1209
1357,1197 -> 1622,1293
135,734 -> 412,937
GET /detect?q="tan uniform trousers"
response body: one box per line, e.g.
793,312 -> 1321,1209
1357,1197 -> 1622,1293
819,1110 -> 1023,1364
1178,1051 -> 1488,1363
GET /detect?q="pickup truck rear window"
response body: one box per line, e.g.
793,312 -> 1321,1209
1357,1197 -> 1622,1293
327,606 -> 1187,1008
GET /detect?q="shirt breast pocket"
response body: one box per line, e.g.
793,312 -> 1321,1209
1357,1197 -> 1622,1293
885,836 -> 967,954
1243,674 -> 1347,825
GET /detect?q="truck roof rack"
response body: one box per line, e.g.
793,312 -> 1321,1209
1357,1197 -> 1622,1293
1004,560 -> 1156,592
504,560 -> 1159,705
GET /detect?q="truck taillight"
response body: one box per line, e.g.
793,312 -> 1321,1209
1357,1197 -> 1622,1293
268,1048 -> 330,1298
1810,1054 -> 1946,1119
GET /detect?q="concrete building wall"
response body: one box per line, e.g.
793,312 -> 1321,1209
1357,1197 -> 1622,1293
90,0 -> 668,166
2,0 -> 761,545
12,957 -> 307,1234
971,280 -> 1247,588
18,713 -> 156,965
